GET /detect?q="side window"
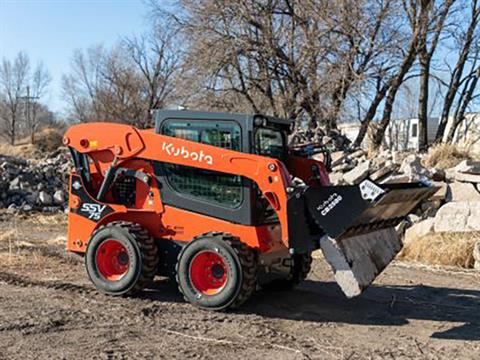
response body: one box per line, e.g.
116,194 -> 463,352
162,120 -> 243,208
254,128 -> 286,160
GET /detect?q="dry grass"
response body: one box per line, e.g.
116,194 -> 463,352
28,212 -> 67,226
0,127 -> 65,158
422,143 -> 471,169
399,232 -> 479,268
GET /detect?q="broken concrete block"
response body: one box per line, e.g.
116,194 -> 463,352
370,163 -> 397,181
320,227 -> 401,298
445,167 -> 457,182
392,151 -> 402,165
379,174 -> 410,184
332,162 -> 354,173
39,191 -> 53,205
342,160 -> 370,185
329,151 -> 348,167
349,149 -> 366,159
399,154 -> 430,179
407,214 -> 421,224
455,172 -> 480,183
404,218 -> 435,246
455,160 -> 480,174
446,182 -> 480,202
430,181 -> 448,201
329,172 -> 344,185
434,201 -> 480,233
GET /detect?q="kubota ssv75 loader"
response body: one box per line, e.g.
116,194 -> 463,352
63,110 -> 436,310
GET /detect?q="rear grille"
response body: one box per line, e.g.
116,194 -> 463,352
112,176 -> 136,206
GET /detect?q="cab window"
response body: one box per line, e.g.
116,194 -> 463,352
254,128 -> 287,161
162,120 -> 243,208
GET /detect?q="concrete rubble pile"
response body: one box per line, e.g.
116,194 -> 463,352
0,149 -> 71,213
315,149 -> 480,269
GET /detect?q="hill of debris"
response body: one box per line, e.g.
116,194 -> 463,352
0,148 -> 71,213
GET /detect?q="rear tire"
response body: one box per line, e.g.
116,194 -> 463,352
85,221 -> 158,296
176,233 -> 257,311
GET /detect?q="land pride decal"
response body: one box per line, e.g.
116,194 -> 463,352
161,142 -> 214,165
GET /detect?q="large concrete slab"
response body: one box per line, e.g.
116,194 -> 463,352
320,227 -> 401,298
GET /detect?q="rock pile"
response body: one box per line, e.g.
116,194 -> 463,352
325,150 -> 442,186
0,149 -> 71,213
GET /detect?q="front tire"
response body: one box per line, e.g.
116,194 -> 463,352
176,233 -> 257,311
85,222 -> 158,296
262,252 -> 313,290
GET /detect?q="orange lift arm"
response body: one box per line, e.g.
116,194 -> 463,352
63,123 -> 292,245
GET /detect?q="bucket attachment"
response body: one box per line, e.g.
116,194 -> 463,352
287,180 -> 437,297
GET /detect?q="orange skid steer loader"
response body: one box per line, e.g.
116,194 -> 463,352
63,110 -> 436,310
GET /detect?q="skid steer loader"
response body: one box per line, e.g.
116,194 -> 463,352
63,110 -> 436,310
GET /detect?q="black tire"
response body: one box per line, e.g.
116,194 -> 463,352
263,252 -> 313,290
176,232 -> 257,311
85,221 -> 158,296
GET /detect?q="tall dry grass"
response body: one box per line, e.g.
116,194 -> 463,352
0,127 -> 65,158
399,232 -> 479,268
422,143 -> 471,169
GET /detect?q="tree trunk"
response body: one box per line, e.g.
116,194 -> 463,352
417,55 -> 430,152
435,0 -> 479,141
446,66 -> 480,142
10,115 -> 16,146
371,34 -> 418,150
353,82 -> 390,147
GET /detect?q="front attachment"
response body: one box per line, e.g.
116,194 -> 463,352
287,180 -> 437,297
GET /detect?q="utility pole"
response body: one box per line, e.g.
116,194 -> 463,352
19,86 -> 40,144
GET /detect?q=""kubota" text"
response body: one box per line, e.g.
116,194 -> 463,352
161,142 -> 214,165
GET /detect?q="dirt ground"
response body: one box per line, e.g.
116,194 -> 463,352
0,213 -> 479,359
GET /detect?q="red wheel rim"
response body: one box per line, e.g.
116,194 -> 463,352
96,240 -> 130,281
189,251 -> 228,295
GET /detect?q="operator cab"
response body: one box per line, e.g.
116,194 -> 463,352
153,110 -> 293,226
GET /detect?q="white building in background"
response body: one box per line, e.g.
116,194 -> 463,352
444,112 -> 480,152
338,122 -> 362,144
338,117 -> 440,151
385,117 -> 439,151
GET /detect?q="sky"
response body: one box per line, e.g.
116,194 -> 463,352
0,0 -> 150,114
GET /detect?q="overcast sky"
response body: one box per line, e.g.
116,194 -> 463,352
0,0 -> 150,115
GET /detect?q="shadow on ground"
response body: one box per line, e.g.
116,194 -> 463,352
141,276 -> 480,341
241,280 -> 480,341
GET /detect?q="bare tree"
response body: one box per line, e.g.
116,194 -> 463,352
163,0 -> 403,139
26,63 -> 51,144
122,24 -> 180,127
445,50 -> 480,141
62,46 -> 106,123
370,1 -> 428,150
0,52 -> 29,145
435,0 -> 480,141
416,0 -> 456,151
63,24 -> 179,128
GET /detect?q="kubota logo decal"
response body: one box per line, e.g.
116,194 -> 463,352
161,142 -> 214,165
80,203 -> 106,221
